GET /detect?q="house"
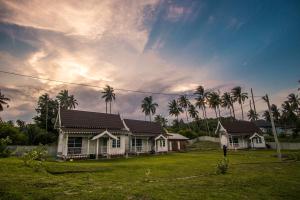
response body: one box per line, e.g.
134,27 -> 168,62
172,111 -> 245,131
254,119 -> 285,135
124,119 -> 168,154
55,109 -> 168,159
216,120 -> 266,149
167,133 -> 189,151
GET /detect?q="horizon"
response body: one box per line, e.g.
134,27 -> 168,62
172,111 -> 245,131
0,0 -> 300,123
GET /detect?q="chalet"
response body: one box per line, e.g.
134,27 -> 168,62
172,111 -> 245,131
124,119 -> 168,154
216,120 -> 266,149
55,109 -> 168,159
167,133 -> 189,151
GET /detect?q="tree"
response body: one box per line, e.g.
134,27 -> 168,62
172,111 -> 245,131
262,110 -> 271,122
287,93 -> 299,115
270,104 -> 280,124
154,115 -> 168,127
33,93 -> 58,133
281,101 -> 297,126
248,109 -> 258,121
194,86 -> 210,134
141,96 -> 158,122
56,90 -> 78,110
207,92 -> 221,118
101,85 -> 116,114
231,86 -> 248,120
188,104 -> 199,120
178,95 -> 190,123
0,90 -> 10,112
168,99 -> 183,121
221,92 -> 235,118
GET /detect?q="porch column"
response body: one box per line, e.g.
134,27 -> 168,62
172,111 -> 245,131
107,138 -> 110,159
96,138 -> 99,159
87,138 -> 90,155
154,139 -> 156,153
146,138 -> 149,152
231,135 -> 234,149
135,136 -> 137,153
251,138 -> 253,148
64,133 -> 68,156
242,136 -> 245,148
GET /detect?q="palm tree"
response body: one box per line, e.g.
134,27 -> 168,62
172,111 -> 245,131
178,95 -> 190,123
221,92 -> 235,118
270,104 -> 280,123
207,92 -> 221,118
168,99 -> 183,121
231,86 -> 248,120
141,96 -> 158,121
194,85 -> 210,134
287,93 -> 299,115
56,90 -> 78,110
101,85 -> 116,114
247,109 -> 258,121
154,115 -> 168,127
0,90 -> 10,112
262,110 -> 271,122
188,104 -> 199,120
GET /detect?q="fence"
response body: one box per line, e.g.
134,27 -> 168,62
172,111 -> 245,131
188,136 -> 220,144
7,145 -> 57,156
267,142 -> 300,150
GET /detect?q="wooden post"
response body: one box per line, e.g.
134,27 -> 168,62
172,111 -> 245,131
251,88 -> 257,117
135,136 -> 137,153
146,138 -> 149,152
64,133 -> 68,156
265,94 -> 282,160
96,138 -> 99,159
87,138 -> 90,156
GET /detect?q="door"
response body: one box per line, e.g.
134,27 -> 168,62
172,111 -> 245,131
172,141 -> 178,151
100,138 -> 108,154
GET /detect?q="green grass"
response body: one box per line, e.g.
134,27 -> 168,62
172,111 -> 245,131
1,142 -> 300,200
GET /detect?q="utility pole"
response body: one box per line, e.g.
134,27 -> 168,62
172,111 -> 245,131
251,88 -> 257,117
265,94 -> 281,160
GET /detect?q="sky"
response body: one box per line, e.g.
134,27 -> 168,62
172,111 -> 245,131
0,0 -> 299,123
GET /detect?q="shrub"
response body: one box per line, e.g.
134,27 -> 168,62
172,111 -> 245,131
22,145 -> 48,171
216,158 -> 229,175
0,136 -> 12,158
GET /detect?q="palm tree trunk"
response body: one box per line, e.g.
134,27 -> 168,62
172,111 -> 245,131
214,108 -> 218,118
109,101 -> 111,114
185,108 -> 189,123
149,113 -> 152,122
231,104 -> 236,119
240,103 -> 244,120
229,107 -> 232,118
203,107 -> 210,136
218,106 -> 221,118
105,102 -> 107,114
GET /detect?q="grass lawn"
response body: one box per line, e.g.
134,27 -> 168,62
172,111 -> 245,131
1,143 -> 300,200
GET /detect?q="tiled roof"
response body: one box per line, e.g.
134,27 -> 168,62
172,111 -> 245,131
221,120 -> 262,136
61,128 -> 128,135
60,110 -> 125,130
124,119 -> 165,135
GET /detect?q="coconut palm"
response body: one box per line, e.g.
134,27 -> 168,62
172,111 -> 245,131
287,93 -> 299,115
154,115 -> 168,127
101,85 -> 116,114
262,110 -> 271,122
178,95 -> 190,123
247,109 -> 258,121
221,92 -> 235,118
141,96 -> 158,122
168,99 -> 183,121
188,104 -> 199,120
56,90 -> 78,110
207,92 -> 221,118
231,86 -> 248,120
194,85 -> 210,134
270,104 -> 280,123
0,90 -> 10,112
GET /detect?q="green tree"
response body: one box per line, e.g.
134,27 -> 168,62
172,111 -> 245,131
141,96 -> 158,122
231,86 -> 248,120
270,104 -> 280,124
0,90 -> 10,112
178,95 -> 191,123
154,115 -> 168,127
287,93 -> 299,115
221,92 -> 235,118
56,90 -> 78,110
263,110 -> 271,122
247,109 -> 258,121
101,85 -> 116,114
194,86 -> 210,134
168,99 -> 183,121
188,104 -> 199,120
207,92 -> 221,118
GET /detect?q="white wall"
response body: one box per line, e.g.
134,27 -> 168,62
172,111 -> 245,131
156,139 -> 168,152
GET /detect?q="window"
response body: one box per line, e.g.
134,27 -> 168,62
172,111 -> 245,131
68,137 -> 82,154
132,139 -> 142,147
254,137 -> 262,144
112,137 -> 121,148
159,139 -> 165,147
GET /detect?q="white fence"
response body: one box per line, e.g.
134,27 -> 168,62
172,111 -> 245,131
188,136 -> 220,144
7,145 -> 57,156
267,142 -> 300,150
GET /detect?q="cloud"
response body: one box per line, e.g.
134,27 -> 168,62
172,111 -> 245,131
165,5 -> 191,22
226,17 -> 244,30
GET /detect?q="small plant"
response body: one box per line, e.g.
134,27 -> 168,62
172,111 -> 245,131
0,136 -> 12,158
144,169 -> 151,182
22,145 -> 48,171
216,157 -> 229,175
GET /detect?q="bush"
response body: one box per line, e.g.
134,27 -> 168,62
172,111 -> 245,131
286,152 -> 300,161
216,158 -> 229,174
0,136 -> 12,158
22,145 -> 48,171
178,129 -> 197,139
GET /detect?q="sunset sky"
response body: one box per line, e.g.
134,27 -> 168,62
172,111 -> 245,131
0,0 -> 299,123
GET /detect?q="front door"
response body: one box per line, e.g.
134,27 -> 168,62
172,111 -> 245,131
99,138 -> 108,154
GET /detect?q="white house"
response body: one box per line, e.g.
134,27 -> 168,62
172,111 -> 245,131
167,133 -> 189,151
55,109 -> 168,159
216,120 -> 266,149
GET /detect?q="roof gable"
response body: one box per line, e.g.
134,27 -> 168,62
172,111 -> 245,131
60,110 -> 125,130
220,120 -> 262,135
123,119 -> 165,135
